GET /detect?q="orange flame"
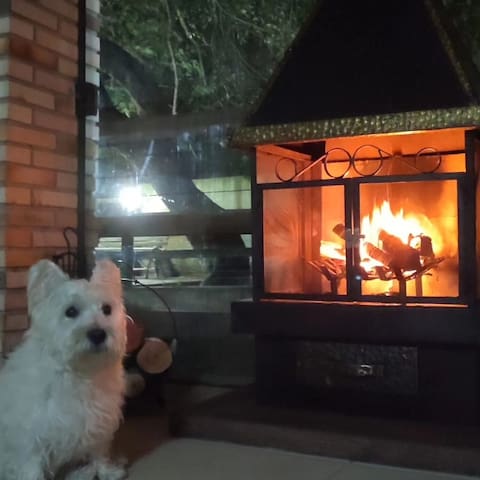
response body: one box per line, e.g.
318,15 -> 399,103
320,201 -> 444,270
319,241 -> 345,260
360,201 -> 443,264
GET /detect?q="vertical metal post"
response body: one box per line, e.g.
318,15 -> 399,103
251,148 -> 263,301
461,130 -> 479,302
345,181 -> 361,299
76,0 -> 87,278
121,234 -> 135,280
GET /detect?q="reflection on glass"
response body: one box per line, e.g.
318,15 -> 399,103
95,235 -> 252,286
263,186 -> 345,295
96,124 -> 251,217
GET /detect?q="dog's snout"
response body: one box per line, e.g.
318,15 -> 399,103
86,328 -> 107,346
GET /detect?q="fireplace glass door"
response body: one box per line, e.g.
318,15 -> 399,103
263,185 -> 346,295
262,178 -> 460,300
357,179 -> 459,299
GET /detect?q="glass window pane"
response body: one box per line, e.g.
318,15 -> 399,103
95,0 -> 317,385
96,124 -> 251,217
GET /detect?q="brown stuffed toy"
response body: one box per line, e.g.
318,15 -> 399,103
124,316 -> 173,398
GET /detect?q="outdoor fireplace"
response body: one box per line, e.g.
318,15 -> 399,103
262,132 -> 467,302
231,0 -> 480,423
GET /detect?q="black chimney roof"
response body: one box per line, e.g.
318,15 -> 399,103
233,0 -> 480,146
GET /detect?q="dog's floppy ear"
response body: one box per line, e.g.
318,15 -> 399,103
90,260 -> 122,297
27,260 -> 69,314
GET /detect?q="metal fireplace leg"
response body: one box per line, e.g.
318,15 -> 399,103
415,275 -> 423,296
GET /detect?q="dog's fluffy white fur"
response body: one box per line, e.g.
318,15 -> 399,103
0,260 -> 127,480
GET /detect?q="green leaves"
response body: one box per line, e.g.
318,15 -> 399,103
104,78 -> 143,118
101,0 -> 480,117
100,0 -> 316,116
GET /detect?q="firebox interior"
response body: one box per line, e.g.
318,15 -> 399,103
261,128 -> 468,302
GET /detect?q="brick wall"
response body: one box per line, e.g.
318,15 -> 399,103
0,0 -> 82,356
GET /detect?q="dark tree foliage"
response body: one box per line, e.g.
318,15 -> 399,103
442,0 -> 480,69
100,0 -> 317,116
100,0 -> 480,116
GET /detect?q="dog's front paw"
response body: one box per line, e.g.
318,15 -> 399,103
63,461 -> 127,480
95,461 -> 128,480
13,464 -> 46,480
62,464 -> 96,480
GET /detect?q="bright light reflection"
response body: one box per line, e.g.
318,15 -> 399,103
118,185 -> 143,212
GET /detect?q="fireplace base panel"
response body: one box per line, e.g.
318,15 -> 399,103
255,337 -> 480,425
232,300 -> 480,425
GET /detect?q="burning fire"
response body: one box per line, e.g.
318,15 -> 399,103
360,201 -> 443,257
320,200 -> 444,274
359,201 -> 443,272
319,241 -> 345,261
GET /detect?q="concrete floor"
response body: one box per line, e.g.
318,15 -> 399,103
112,386 -> 480,479
126,437 -> 478,480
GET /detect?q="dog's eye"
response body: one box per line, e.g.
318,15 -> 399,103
102,303 -> 112,316
65,306 -> 79,318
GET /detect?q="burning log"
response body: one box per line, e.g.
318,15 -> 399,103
365,242 -> 392,266
333,223 -> 346,240
326,223 -> 429,283
419,235 -> 434,258
379,230 -> 421,271
408,234 -> 435,258
311,257 -> 345,280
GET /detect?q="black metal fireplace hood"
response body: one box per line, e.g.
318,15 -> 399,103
232,0 -> 480,147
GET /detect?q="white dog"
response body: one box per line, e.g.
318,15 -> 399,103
0,259 -> 128,480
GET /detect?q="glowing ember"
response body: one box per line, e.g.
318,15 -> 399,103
319,240 -> 345,261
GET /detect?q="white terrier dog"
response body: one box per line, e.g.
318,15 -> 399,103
0,259 -> 128,480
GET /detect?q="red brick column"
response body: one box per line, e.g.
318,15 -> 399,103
0,0 -> 82,355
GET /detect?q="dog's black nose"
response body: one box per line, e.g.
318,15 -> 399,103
87,328 -> 107,346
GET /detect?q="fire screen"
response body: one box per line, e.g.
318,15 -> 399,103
260,138 -> 467,302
